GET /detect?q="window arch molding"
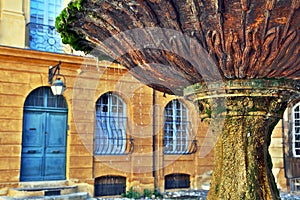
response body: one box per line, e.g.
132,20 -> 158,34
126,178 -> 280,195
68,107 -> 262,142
95,91 -> 129,112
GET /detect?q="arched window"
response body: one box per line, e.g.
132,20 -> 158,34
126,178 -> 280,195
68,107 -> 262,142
28,0 -> 63,52
292,102 -> 300,157
24,87 -> 67,109
95,92 -> 127,155
164,99 -> 189,154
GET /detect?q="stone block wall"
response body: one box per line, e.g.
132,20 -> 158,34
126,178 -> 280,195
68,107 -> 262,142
0,45 -> 289,196
270,120 -> 288,191
0,46 -> 215,196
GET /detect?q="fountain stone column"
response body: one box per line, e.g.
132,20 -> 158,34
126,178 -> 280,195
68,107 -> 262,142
184,79 -> 300,200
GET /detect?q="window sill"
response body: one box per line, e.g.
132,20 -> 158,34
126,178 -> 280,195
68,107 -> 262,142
164,154 -> 194,161
94,154 -> 131,162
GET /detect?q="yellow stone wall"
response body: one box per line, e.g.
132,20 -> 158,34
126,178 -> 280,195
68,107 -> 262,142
0,46 -> 215,196
270,120 -> 288,191
0,0 -> 71,48
0,0 -> 290,196
0,0 -> 26,47
0,47 -> 289,196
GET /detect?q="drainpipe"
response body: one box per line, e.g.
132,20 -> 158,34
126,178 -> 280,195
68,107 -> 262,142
282,116 -> 287,180
152,89 -> 157,190
282,107 -> 290,190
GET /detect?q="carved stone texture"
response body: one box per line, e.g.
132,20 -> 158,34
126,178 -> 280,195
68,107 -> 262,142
185,79 -> 300,199
207,96 -> 283,199
56,0 -> 300,95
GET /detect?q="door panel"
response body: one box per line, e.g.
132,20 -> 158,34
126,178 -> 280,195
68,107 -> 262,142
47,112 -> 67,147
20,157 -> 43,181
44,112 -> 67,180
21,111 -> 45,181
22,111 -> 44,147
44,157 -> 66,179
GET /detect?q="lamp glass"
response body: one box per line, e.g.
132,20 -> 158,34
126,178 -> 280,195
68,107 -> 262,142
51,79 -> 66,95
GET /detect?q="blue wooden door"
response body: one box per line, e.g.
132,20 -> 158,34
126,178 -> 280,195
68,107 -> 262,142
21,110 -> 45,181
44,111 -> 67,180
21,87 -> 68,181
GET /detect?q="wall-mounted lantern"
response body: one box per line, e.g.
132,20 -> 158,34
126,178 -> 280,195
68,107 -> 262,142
48,61 -> 66,95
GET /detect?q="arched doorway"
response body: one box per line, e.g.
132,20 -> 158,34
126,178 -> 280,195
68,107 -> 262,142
20,87 -> 68,181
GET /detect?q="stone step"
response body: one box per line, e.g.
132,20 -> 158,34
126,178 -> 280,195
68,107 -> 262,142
0,192 -> 89,200
19,181 -> 68,189
8,185 -> 78,198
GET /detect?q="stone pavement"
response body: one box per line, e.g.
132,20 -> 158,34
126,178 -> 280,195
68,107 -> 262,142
91,190 -> 300,200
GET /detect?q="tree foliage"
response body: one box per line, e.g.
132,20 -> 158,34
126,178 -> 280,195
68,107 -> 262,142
55,0 -> 93,53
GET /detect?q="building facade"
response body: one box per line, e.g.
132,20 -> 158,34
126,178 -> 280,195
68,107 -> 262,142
0,0 -> 298,197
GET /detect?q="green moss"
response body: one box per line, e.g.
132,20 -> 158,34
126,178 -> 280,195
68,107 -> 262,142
205,108 -> 212,118
250,106 -> 258,112
215,183 -> 219,194
247,166 -> 256,199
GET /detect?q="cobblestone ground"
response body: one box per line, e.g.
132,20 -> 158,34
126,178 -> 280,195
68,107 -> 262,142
91,190 -> 300,200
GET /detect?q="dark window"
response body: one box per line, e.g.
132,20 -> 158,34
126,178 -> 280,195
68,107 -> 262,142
165,174 -> 190,190
94,176 -> 126,197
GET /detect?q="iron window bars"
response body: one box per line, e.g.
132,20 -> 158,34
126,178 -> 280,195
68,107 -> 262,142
293,103 -> 300,157
94,116 -> 133,155
94,176 -> 126,197
95,93 -> 133,155
26,22 -> 63,53
164,99 -> 197,154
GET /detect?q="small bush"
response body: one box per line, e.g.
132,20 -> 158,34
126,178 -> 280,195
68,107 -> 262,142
143,189 -> 163,199
153,190 -> 163,198
122,187 -> 163,199
122,187 -> 141,199
143,189 -> 153,198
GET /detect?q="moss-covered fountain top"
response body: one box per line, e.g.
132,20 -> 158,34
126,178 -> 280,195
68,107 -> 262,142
56,0 -> 299,95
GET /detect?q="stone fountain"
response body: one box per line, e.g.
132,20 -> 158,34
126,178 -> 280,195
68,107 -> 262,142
56,0 -> 300,199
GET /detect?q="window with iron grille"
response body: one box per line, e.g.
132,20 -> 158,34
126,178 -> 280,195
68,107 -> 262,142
95,92 -> 127,155
28,0 -> 63,53
165,174 -> 190,190
293,103 -> 300,157
164,99 -> 189,154
94,176 -> 126,197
